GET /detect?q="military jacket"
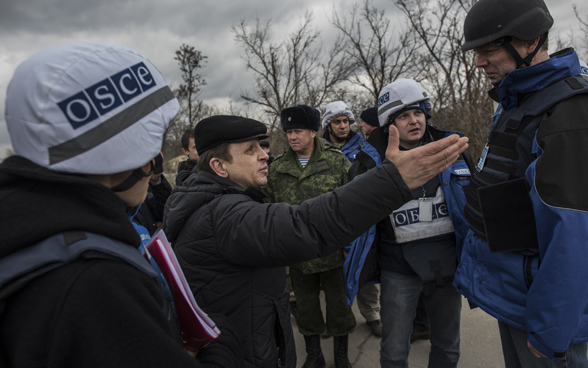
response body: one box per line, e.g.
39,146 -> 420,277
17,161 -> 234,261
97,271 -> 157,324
265,137 -> 351,274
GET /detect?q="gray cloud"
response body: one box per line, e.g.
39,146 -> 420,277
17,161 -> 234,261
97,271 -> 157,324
0,0 -> 586,152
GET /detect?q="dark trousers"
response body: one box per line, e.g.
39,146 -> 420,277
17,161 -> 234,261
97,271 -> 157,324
290,266 -> 356,336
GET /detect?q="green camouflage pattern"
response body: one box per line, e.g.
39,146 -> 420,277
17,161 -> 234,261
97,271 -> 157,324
264,137 -> 351,274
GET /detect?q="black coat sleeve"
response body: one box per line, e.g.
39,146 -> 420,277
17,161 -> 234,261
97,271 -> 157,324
211,161 -> 412,268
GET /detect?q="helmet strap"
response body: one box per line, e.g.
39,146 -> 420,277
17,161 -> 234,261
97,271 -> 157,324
497,34 -> 547,69
111,154 -> 163,193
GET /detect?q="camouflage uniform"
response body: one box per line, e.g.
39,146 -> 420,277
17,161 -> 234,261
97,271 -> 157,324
265,136 -> 356,336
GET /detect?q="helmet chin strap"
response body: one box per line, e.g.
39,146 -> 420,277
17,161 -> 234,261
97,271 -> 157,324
497,34 -> 548,69
111,153 -> 163,193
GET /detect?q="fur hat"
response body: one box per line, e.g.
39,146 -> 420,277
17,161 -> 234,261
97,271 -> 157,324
321,101 -> 355,129
280,105 -> 320,131
359,107 -> 379,127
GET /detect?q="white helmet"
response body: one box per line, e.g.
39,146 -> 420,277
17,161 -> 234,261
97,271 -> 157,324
580,59 -> 588,76
321,101 -> 355,129
5,42 -> 179,175
377,79 -> 432,127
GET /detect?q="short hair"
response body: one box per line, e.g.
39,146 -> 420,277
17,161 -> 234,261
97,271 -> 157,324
181,129 -> 194,151
541,32 -> 549,51
511,33 -> 549,52
197,142 -> 232,174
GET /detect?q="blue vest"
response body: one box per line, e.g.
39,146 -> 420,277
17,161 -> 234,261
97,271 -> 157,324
464,75 -> 588,253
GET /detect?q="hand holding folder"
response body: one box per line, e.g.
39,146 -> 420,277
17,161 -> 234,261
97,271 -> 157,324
144,230 -> 220,351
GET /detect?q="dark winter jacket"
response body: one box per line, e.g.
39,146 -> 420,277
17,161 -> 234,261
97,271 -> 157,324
176,158 -> 198,187
163,159 -> 414,367
0,156 -> 243,368
133,174 -> 172,235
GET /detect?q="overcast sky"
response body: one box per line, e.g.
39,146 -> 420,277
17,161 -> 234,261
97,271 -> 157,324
1,0 -> 586,157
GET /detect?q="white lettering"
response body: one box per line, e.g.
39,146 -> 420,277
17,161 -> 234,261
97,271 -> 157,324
66,99 -> 92,122
136,66 -> 153,86
408,208 -> 420,223
454,168 -> 470,175
394,212 -> 407,226
438,203 -> 448,216
94,85 -> 116,110
118,73 -> 137,95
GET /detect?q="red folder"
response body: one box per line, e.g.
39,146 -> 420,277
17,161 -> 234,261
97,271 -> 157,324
145,229 -> 220,351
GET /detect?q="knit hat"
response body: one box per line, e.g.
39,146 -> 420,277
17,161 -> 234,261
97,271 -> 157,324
5,42 -> 179,175
391,101 -> 429,121
194,115 -> 269,154
359,107 -> 379,127
321,101 -> 355,129
280,105 -> 320,131
377,79 -> 432,127
260,140 -> 270,148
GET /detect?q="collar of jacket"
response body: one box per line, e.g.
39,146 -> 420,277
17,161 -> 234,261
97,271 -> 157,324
340,131 -> 363,151
277,136 -> 334,177
193,171 -> 267,202
491,48 -> 580,111
323,129 -> 358,147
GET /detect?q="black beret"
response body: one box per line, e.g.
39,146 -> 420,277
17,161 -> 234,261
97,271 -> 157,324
280,105 -> 320,132
360,107 -> 380,127
259,140 -> 270,148
194,115 -> 269,155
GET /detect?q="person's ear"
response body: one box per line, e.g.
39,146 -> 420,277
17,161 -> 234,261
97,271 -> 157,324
182,148 -> 189,156
210,158 -> 228,178
525,37 -> 540,54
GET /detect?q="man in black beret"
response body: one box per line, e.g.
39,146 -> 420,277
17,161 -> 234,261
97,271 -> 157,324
163,114 -> 468,368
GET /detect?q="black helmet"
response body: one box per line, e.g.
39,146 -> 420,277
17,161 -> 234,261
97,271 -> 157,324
462,0 -> 553,51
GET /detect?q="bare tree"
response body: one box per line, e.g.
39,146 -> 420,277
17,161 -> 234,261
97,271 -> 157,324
232,12 -> 355,151
331,0 -> 422,107
162,44 -> 209,159
573,4 -> 588,60
175,44 -> 208,127
395,0 -> 492,157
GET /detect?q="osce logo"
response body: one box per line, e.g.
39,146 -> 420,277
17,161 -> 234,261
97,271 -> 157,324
393,203 -> 449,227
57,62 -> 157,129
378,92 -> 389,107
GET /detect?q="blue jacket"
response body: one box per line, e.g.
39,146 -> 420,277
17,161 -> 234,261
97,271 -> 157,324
454,48 -> 588,359
324,131 -> 373,164
344,125 -> 470,305
339,132 -> 364,163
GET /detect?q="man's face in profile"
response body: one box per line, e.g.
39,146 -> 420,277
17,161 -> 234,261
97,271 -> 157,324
221,139 -> 269,188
